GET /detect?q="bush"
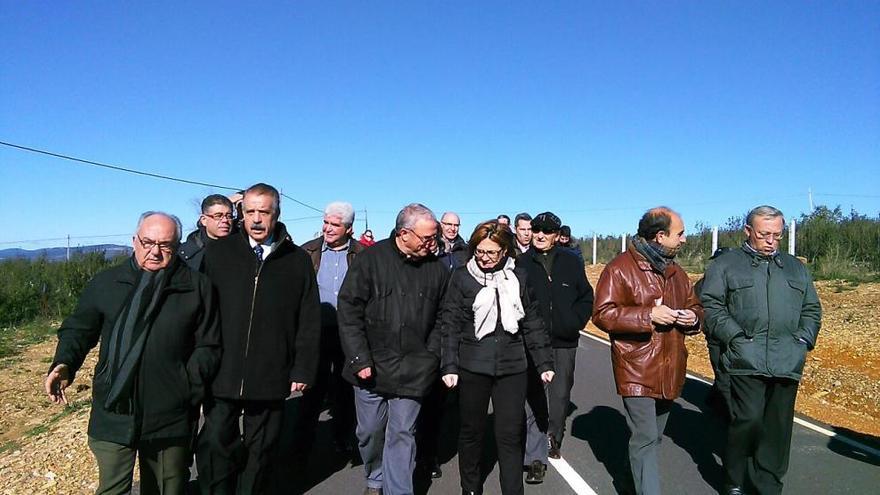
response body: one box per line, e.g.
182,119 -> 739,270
572,205 -> 880,281
0,252 -> 123,328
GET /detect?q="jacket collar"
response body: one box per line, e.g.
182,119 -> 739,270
115,255 -> 193,291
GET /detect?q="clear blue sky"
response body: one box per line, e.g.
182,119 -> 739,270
2,1 -> 878,249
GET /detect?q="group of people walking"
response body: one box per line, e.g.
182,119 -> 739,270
43,182 -> 821,495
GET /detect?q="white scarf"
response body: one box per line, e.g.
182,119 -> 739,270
466,256 -> 525,341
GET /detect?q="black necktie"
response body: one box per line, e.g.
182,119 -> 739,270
254,244 -> 264,263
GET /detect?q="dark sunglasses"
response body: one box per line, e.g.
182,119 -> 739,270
531,226 -> 558,235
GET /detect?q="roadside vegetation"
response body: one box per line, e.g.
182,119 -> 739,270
578,205 -> 880,282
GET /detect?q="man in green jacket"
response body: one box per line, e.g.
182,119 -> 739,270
45,212 -> 221,495
701,205 -> 821,495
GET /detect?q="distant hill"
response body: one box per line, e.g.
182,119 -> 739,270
0,244 -> 131,262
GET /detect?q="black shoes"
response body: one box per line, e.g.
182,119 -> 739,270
461,490 -> 482,495
429,461 -> 443,479
418,458 -> 443,479
525,460 -> 547,484
725,487 -> 745,495
548,435 -> 562,459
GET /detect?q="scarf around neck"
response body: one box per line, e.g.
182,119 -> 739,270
466,256 -> 525,341
632,235 -> 677,274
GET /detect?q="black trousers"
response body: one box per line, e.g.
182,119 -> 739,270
724,375 -> 799,495
197,397 -> 284,495
291,332 -> 355,455
458,369 -> 527,495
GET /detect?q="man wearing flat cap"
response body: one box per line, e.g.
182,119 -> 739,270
520,211 -> 594,483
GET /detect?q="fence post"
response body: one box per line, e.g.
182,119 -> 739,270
592,234 -> 597,265
621,233 -> 627,253
789,218 -> 796,255
712,226 -> 718,256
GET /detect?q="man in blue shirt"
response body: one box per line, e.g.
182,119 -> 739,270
296,202 -> 365,461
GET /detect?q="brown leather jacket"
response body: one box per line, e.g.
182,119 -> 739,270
592,244 -> 703,399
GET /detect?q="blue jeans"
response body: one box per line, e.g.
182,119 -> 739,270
354,386 -> 422,495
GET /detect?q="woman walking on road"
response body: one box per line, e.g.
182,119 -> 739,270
440,220 -> 555,495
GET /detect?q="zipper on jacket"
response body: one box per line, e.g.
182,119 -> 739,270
240,260 -> 264,397
764,261 -> 771,375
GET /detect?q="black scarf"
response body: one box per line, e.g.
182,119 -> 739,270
103,257 -> 172,412
632,235 -> 676,274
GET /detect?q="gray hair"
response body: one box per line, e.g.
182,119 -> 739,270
441,211 -> 460,223
395,203 -> 437,231
324,201 -> 355,227
746,205 -> 785,228
136,211 -> 183,244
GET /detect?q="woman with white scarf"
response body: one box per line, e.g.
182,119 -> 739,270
441,220 -> 554,495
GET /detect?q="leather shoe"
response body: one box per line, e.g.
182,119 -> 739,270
363,488 -> 382,495
461,490 -> 482,495
548,435 -> 561,459
525,460 -> 546,484
725,487 -> 745,495
429,461 -> 443,479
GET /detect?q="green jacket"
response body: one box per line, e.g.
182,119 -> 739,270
700,245 -> 821,381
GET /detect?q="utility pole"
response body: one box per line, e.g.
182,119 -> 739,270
66,234 -> 70,262
808,187 -> 814,211
364,208 -> 369,230
592,234 -> 597,265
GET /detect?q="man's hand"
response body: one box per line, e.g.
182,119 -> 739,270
650,305 -> 679,326
356,367 -> 373,380
541,370 -> 555,384
674,309 -> 698,327
291,382 -> 309,393
441,374 -> 458,388
45,364 -> 70,405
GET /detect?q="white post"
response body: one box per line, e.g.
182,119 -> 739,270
711,226 -> 718,256
789,218 -> 796,255
592,234 -> 597,265
67,234 -> 70,262
621,233 -> 627,253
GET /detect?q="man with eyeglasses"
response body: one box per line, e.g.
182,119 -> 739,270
197,183 -> 322,494
437,211 -> 468,271
520,211 -> 594,484
701,205 -> 821,495
337,203 -> 450,495
45,211 -> 221,495
179,194 -> 239,271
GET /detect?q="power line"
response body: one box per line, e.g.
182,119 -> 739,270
0,140 -> 323,213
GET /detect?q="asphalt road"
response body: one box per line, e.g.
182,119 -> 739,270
276,334 -> 879,495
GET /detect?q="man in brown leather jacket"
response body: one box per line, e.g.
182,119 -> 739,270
592,207 -> 703,495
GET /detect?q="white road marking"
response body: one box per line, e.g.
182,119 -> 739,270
579,330 -> 880,460
548,456 -> 599,495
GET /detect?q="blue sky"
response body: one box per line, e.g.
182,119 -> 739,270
2,1 -> 878,249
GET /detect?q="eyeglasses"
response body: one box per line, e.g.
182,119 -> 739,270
405,229 -> 437,246
137,235 -> 176,253
747,226 -> 784,240
531,227 -> 558,235
475,248 -> 503,258
441,221 -> 460,228
205,212 -> 233,221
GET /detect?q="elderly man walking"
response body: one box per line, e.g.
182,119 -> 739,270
437,211 -> 468,271
701,205 -> 821,495
338,203 -> 450,495
45,212 -> 221,495
197,183 -> 322,494
592,207 -> 702,495
295,201 -> 365,457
